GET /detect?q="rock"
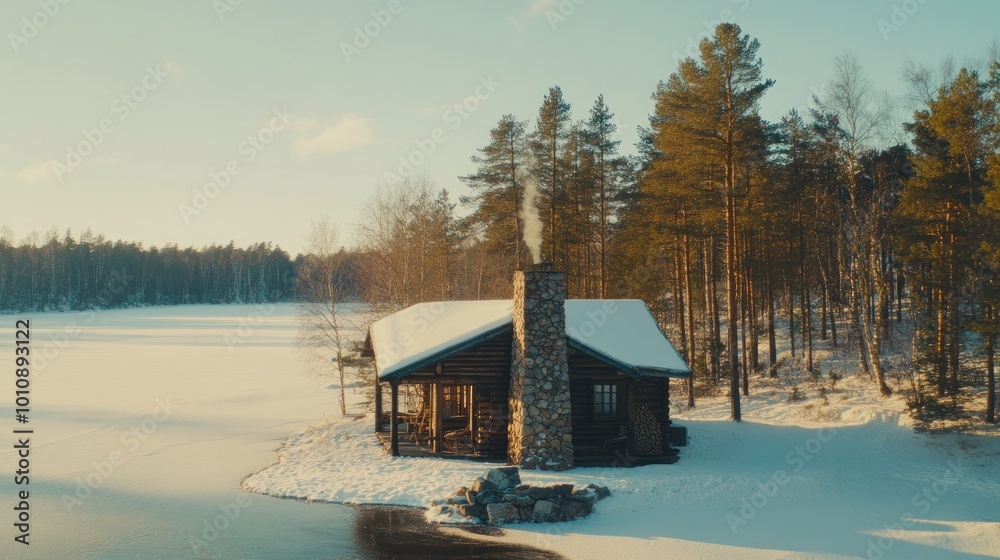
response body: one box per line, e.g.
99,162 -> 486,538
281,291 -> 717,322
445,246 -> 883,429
486,502 -> 519,526
453,495 -> 468,506
456,486 -> 468,497
585,484 -> 612,500
518,504 -> 534,522
465,489 -> 477,505
475,489 -> 504,505
569,488 -> 597,506
456,503 -> 486,520
527,486 -> 553,500
470,476 -> 496,493
532,499 -> 555,523
484,467 -> 521,491
551,483 -> 574,497
508,493 -> 534,507
562,498 -> 592,520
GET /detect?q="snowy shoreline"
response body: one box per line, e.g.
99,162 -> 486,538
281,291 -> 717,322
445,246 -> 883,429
244,370 -> 1000,560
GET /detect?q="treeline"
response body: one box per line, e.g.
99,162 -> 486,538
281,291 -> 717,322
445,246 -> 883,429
446,24 -> 998,425
4,23 -> 997,426
0,229 -> 302,311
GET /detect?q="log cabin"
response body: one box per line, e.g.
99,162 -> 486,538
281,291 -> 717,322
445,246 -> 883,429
362,264 -> 691,469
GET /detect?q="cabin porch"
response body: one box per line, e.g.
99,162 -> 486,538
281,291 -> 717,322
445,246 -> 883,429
374,376 -> 510,460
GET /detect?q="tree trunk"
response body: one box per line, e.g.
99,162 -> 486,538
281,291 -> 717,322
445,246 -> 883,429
675,245 -> 687,365
870,246 -> 892,396
727,192 -> 741,422
765,244 -> 777,375
710,237 -> 722,385
936,288 -> 948,397
682,213 -> 696,408
987,311 -> 996,424
705,238 -> 719,385
799,210 -> 812,372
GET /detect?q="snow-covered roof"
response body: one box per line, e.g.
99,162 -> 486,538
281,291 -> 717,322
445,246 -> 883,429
564,300 -> 690,377
368,299 -> 691,380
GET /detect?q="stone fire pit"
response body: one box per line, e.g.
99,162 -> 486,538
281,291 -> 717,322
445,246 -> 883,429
425,467 -> 611,526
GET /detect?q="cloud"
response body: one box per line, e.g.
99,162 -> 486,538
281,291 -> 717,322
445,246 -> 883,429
294,114 -> 372,156
529,0 -> 558,15
16,160 -> 59,185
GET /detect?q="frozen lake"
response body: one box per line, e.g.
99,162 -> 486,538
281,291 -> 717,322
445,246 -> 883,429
0,304 -> 549,559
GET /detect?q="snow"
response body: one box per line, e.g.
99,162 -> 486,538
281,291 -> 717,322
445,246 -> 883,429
565,299 -> 690,376
369,300 -> 512,379
7,303 -> 996,559
0,304 -> 364,559
247,345 -> 1000,560
370,298 -> 690,380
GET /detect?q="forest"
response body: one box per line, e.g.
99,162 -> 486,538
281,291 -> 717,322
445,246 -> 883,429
2,23 -> 997,426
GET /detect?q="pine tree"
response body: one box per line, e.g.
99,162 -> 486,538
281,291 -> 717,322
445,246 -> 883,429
531,86 -> 573,266
460,115 -> 530,269
651,23 -> 773,421
584,95 -> 626,298
898,68 -> 995,403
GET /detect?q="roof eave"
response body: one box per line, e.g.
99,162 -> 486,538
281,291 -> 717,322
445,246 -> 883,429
377,323 -> 513,382
566,337 -> 691,379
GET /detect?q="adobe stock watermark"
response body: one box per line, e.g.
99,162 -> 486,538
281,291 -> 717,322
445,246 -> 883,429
49,65 -> 170,182
878,0 -> 929,41
671,0 -> 752,66
544,0 -> 586,30
189,493 -> 257,552
863,458 -> 969,560
61,397 -> 179,512
341,0 -> 411,63
178,108 -> 294,223
383,75 -> 500,181
213,0 -> 245,21
7,0 -> 73,54
222,303 -> 276,353
726,427 -> 836,533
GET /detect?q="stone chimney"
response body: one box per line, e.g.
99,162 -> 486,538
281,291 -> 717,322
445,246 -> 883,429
508,263 -> 574,470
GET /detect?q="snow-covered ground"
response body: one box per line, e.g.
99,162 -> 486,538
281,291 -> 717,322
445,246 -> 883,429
3,303 -> 997,559
247,339 -> 1000,559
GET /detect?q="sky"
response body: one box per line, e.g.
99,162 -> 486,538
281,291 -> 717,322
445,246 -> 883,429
1,0 -> 998,255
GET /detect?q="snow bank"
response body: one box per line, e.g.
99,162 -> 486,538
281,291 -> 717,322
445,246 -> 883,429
245,367 -> 1000,560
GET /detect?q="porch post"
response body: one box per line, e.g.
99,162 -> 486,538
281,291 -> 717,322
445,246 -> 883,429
389,380 -> 400,457
661,378 -> 671,449
626,380 -> 636,456
468,385 -> 476,453
374,379 -> 383,434
433,382 -> 444,454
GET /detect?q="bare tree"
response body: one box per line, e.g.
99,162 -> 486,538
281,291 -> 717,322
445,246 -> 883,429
815,52 -> 896,395
297,217 -> 354,416
355,173 -> 464,310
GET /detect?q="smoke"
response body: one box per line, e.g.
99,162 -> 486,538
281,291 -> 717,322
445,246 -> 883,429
519,171 -> 543,264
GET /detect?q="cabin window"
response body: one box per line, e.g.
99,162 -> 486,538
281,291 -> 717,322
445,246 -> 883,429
442,385 -> 471,418
593,384 -> 618,417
